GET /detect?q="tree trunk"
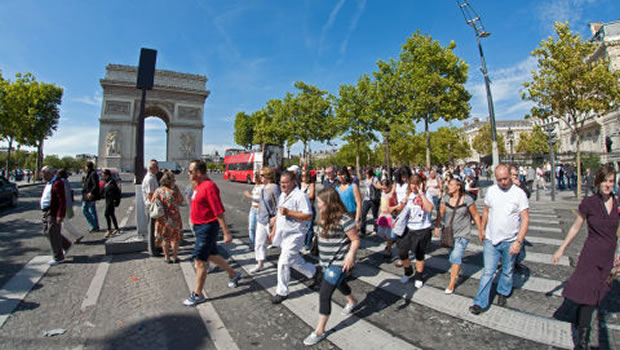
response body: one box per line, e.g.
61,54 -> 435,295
575,133 -> 582,200
303,142 -> 307,166
355,141 -> 361,179
5,137 -> 13,176
425,117 -> 431,169
37,139 -> 43,182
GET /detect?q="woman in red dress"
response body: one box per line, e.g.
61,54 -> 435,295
553,165 -> 618,349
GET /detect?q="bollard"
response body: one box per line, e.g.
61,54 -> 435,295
536,184 -> 540,201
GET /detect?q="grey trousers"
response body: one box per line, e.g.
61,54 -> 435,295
43,212 -> 72,261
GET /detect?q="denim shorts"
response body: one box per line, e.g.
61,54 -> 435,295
449,237 -> 470,265
192,221 -> 220,262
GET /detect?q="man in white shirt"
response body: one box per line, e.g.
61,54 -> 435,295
142,159 -> 159,207
470,164 -> 529,315
269,171 -> 317,304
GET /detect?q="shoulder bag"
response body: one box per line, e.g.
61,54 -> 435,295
440,196 -> 460,249
149,196 -> 165,219
392,205 -> 410,237
323,238 -> 348,286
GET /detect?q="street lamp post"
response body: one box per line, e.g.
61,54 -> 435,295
544,124 -> 557,201
507,127 -> 514,164
458,1 -> 499,174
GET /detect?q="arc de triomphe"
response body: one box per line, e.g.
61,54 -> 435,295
97,64 -> 209,172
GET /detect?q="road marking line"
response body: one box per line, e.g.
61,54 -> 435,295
180,261 -> 240,350
119,205 -> 134,229
0,255 -> 52,328
351,263 -> 574,349
81,256 -> 113,311
459,231 -> 564,246
529,218 -> 560,225
223,239 -> 420,350
361,241 -> 565,296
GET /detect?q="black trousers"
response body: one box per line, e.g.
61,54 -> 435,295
319,276 -> 352,315
104,202 -> 119,230
43,212 -> 71,261
360,199 -> 379,235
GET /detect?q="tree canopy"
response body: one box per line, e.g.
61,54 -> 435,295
472,124 -> 506,157
522,21 -> 620,198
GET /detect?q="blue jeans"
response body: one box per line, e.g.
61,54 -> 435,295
449,237 -> 470,265
248,207 -> 257,248
82,200 -> 99,230
305,205 -> 316,249
473,239 -> 516,309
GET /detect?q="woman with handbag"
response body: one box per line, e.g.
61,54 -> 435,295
251,167 -> 280,274
303,187 -> 360,346
151,171 -> 184,263
243,171 -> 263,252
434,178 -> 483,294
552,165 -> 618,350
102,169 -> 121,238
397,174 -> 434,288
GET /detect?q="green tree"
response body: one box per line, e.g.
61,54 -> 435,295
334,74 -> 379,177
233,111 -> 254,150
43,155 -> 62,169
286,81 -> 335,166
372,58 -> 413,171
0,73 -> 34,172
252,99 -> 292,147
399,32 -> 471,168
429,127 -> 471,164
472,124 -> 506,157
522,22 -> 620,199
515,125 -> 560,155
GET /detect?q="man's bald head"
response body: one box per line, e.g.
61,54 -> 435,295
495,164 -> 512,190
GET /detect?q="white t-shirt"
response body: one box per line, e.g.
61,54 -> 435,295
142,173 -> 159,206
406,190 -> 433,230
484,184 -> 529,244
395,182 -> 409,204
273,187 -> 312,246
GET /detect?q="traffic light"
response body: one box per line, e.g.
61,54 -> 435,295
547,131 -> 557,145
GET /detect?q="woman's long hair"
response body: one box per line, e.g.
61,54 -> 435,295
317,188 -> 349,239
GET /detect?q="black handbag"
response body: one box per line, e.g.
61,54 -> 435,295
440,196 -> 459,249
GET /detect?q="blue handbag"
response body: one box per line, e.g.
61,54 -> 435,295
323,242 -> 347,286
323,265 -> 345,286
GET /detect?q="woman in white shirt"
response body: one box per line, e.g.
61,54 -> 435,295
397,174 -> 434,288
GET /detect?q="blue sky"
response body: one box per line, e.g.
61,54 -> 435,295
1,0 -> 618,161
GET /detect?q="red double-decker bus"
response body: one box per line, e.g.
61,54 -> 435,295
223,145 -> 283,183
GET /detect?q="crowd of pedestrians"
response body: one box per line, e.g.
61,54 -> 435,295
34,158 -> 619,349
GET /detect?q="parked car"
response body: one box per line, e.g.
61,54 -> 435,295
0,176 -> 18,207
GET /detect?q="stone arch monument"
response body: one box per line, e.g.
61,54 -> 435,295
98,64 -> 209,171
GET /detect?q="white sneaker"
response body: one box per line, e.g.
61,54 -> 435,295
48,259 -> 64,266
249,264 -> 264,274
341,301 -> 358,315
400,275 -> 410,284
414,280 -> 424,289
303,332 -> 327,346
444,288 -> 454,294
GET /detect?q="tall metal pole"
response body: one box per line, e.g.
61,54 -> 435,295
458,1 -> 499,174
477,35 -> 499,172
548,136 -> 556,202
135,88 -> 147,184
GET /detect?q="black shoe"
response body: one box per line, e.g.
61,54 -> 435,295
496,294 -> 507,307
308,267 -> 322,289
469,305 -> 483,315
271,294 -> 288,304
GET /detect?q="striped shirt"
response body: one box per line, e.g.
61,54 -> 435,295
318,215 -> 355,268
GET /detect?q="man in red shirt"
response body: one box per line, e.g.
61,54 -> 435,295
184,160 -> 242,306
40,166 -> 71,265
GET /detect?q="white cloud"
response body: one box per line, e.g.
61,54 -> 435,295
319,0 -> 347,55
467,56 -> 538,120
42,125 -> 99,157
339,0 -> 366,57
535,0 -> 598,34
72,94 -> 102,107
202,143 -> 237,156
